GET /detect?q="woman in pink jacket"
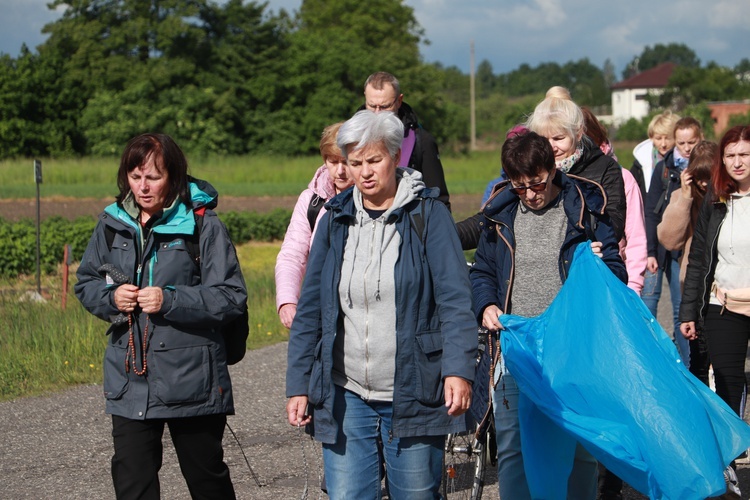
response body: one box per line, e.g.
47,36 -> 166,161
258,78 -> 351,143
275,123 -> 353,328
657,140 -> 717,385
582,107 -> 647,294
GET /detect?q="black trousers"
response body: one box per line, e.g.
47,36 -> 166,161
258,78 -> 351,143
704,304 -> 750,417
111,414 -> 235,500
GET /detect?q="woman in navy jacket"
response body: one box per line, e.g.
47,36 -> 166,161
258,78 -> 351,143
471,131 -> 625,500
286,111 -> 476,499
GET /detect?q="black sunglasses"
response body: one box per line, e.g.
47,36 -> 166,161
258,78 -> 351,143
509,176 -> 549,196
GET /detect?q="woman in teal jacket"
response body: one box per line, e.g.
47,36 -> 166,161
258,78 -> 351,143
285,111 -> 476,499
75,133 -> 247,499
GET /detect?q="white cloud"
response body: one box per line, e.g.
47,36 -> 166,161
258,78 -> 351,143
708,0 -> 750,28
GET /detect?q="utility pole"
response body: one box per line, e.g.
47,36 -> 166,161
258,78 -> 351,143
34,159 -> 42,297
470,40 -> 477,151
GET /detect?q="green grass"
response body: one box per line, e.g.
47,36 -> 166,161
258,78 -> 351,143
236,242 -> 289,349
0,297 -> 105,400
0,142 -> 640,200
0,241 -> 285,401
0,155 -> 319,199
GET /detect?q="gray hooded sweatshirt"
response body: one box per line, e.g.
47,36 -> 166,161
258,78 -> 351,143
332,168 -> 425,401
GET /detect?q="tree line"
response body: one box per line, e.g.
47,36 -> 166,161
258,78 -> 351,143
1,0 -> 748,160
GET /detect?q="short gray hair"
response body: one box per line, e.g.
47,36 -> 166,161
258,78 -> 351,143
337,110 -> 404,158
364,72 -> 401,96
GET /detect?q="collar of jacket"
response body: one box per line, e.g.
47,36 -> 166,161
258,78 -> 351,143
325,183 -> 440,224
103,178 -> 219,235
481,170 -> 606,229
569,135 -> 604,175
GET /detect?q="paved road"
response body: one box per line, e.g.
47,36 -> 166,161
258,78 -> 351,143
1,284 -> 748,499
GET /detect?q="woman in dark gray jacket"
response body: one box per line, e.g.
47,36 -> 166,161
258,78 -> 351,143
75,133 -> 247,499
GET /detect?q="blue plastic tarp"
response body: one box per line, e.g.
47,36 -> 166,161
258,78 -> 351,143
500,244 -> 750,499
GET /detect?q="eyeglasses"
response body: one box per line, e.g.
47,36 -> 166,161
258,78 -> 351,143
366,97 -> 399,112
508,176 -> 549,196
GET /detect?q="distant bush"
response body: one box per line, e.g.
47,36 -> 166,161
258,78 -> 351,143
614,117 -> 650,142
0,210 -> 291,278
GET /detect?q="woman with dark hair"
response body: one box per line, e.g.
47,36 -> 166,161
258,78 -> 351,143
471,131 -> 625,499
75,133 -> 247,499
679,125 -> 750,497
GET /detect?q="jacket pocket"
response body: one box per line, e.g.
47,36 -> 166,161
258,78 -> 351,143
152,345 -> 211,405
414,330 -> 444,405
307,339 -> 325,405
103,343 -> 129,400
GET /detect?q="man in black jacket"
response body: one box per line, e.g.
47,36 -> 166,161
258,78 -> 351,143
362,71 -> 450,210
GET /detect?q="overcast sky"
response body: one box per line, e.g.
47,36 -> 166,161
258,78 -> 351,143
2,0 -> 748,79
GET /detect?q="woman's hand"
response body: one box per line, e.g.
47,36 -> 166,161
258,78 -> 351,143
646,256 -> 659,274
278,303 -> 297,329
680,321 -> 698,341
590,241 -> 603,258
114,284 -> 139,313
680,169 -> 693,200
137,286 -> 163,314
287,396 -> 311,427
444,376 -> 471,416
481,305 -> 504,331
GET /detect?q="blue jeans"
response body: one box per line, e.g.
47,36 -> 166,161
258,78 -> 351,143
641,257 -> 690,367
492,355 -> 597,500
322,385 -> 443,500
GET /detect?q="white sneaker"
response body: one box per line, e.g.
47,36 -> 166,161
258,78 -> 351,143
720,465 -> 741,499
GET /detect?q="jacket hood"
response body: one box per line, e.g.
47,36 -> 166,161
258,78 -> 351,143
104,176 -> 218,234
350,167 -> 425,219
397,101 -> 420,132
308,164 -> 338,200
482,170 -> 606,224
633,139 -> 654,169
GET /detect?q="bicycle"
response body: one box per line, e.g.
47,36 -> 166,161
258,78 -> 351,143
441,327 -> 498,499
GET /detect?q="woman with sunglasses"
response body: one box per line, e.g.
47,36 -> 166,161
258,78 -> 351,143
471,131 -> 626,500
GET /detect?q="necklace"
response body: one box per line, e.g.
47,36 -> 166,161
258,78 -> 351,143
125,312 -> 150,376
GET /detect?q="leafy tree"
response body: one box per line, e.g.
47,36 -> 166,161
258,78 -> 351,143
496,59 -> 609,106
476,59 -> 496,99
726,110 -> 750,133
34,0 -> 288,156
265,0 -> 435,154
651,64 -> 750,111
0,45 -> 79,157
622,43 -> 700,79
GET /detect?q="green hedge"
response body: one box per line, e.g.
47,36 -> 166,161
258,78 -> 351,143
0,210 -> 291,278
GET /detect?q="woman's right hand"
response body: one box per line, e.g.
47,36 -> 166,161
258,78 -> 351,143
646,257 -> 659,274
114,284 -> 140,313
279,303 -> 297,329
680,321 -> 698,341
481,305 -> 504,331
287,396 -> 311,427
679,169 -> 693,199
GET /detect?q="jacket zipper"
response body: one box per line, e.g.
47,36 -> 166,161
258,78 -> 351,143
698,213 -> 725,323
